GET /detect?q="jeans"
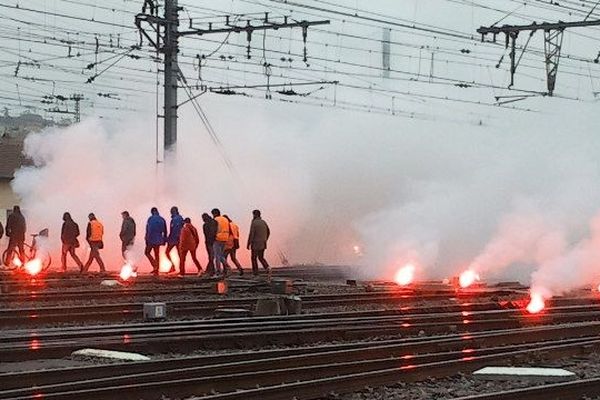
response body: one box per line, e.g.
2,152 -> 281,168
145,244 -> 161,273
212,241 -> 229,275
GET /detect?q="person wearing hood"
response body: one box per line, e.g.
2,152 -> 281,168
201,213 -> 217,276
61,212 -> 84,272
4,205 -> 26,265
179,217 -> 203,276
166,206 -> 184,273
247,209 -> 271,276
119,211 -> 136,259
145,207 -> 167,275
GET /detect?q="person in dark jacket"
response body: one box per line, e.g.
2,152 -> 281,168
166,206 -> 184,273
202,213 -> 217,276
61,212 -> 84,271
119,211 -> 136,259
247,209 -> 271,276
4,205 -> 26,265
0,221 -> 3,240
145,207 -> 167,275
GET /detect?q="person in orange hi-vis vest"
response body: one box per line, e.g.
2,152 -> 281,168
211,208 -> 231,276
83,213 -> 105,273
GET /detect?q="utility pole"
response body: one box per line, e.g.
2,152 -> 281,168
136,1 -> 329,152
42,93 -> 84,123
71,93 -> 84,123
477,19 -> 600,95
382,28 -> 391,79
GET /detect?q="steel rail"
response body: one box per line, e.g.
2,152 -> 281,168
3,306 -> 600,361
2,329 -> 599,399
453,377 -> 600,400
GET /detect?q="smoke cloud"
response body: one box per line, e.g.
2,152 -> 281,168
8,96 -> 600,292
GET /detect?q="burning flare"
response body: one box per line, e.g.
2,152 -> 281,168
12,255 -> 23,268
24,259 -> 42,276
119,263 -> 137,281
394,264 -> 416,286
526,292 -> 545,314
459,269 -> 480,288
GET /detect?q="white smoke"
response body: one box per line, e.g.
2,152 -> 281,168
9,95 -> 600,292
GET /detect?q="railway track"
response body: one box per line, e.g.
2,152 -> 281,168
2,303 -> 600,361
0,265 -> 355,289
1,322 -> 599,400
454,377 -> 600,400
0,290 -> 596,327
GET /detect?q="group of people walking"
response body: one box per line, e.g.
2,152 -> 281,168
1,205 -> 272,277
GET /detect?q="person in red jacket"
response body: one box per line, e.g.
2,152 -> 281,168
178,217 -> 203,276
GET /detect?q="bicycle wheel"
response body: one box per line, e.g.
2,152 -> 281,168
2,248 -> 19,270
41,252 -> 52,271
1,249 -> 8,266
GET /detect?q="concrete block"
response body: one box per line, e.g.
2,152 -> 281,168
100,279 -> 121,287
284,295 -> 302,315
72,348 -> 150,361
143,302 -> 167,321
271,278 -> 293,294
473,367 -> 576,382
214,308 -> 252,318
255,298 -> 281,316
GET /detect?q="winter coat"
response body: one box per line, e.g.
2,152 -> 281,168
214,216 -> 230,242
6,211 -> 26,241
87,220 -> 104,242
179,222 -> 200,251
167,214 -> 184,245
120,216 -> 136,244
61,219 -> 80,246
247,217 -> 270,251
145,214 -> 167,246
203,218 -> 217,245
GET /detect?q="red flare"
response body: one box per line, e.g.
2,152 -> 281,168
394,264 -> 415,286
459,269 -> 479,288
526,292 -> 545,314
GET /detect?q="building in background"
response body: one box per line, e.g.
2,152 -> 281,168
0,111 -> 56,226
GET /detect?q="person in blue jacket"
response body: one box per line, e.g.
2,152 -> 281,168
166,206 -> 184,273
145,207 -> 167,275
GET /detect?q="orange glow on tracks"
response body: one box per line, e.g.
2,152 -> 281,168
24,259 -> 43,276
394,264 -> 415,286
458,269 -> 479,288
526,292 -> 545,314
119,263 -> 137,281
13,255 -> 22,267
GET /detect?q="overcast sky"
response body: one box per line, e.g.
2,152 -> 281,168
5,1 -> 600,283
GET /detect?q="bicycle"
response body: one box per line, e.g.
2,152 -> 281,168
2,228 -> 52,273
